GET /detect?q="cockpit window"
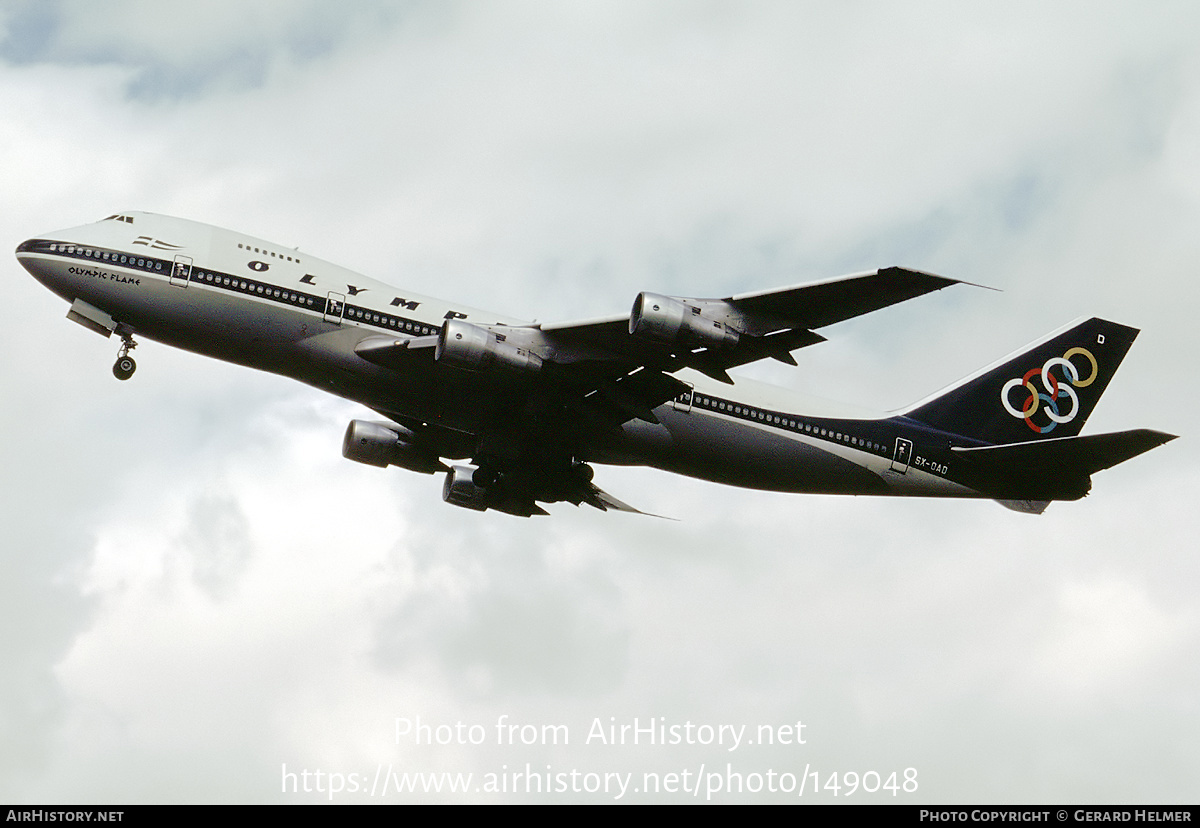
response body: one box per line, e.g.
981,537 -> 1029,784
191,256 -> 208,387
102,214 -> 134,224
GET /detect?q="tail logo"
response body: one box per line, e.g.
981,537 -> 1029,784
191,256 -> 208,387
1001,347 -> 1098,434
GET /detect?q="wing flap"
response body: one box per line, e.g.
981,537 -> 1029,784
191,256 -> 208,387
584,482 -> 673,518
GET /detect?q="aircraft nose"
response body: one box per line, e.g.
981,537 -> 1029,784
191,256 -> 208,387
15,236 -> 72,298
15,236 -> 61,265
16,237 -> 45,273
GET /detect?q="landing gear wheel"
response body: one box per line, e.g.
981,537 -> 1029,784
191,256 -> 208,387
113,330 -> 138,381
113,355 -> 136,380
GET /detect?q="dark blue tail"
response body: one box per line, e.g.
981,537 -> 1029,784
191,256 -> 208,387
902,318 -> 1139,444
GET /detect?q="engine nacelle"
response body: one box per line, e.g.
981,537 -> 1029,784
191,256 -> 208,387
442,464 -> 491,511
435,320 -> 543,374
629,292 -> 740,348
342,420 -> 444,474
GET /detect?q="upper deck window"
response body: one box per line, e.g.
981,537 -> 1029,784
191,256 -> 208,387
237,241 -> 300,264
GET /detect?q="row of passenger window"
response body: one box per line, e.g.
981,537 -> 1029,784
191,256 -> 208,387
344,306 -> 437,336
197,266 -> 434,336
48,242 -> 164,272
192,270 -> 318,308
691,393 -> 888,455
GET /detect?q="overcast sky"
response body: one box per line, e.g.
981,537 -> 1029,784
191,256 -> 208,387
1,0 -> 1196,804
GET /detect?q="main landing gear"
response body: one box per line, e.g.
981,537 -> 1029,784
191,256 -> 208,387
112,333 -> 138,381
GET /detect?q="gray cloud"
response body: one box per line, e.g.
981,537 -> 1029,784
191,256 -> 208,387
177,495 -> 254,600
0,0 -> 423,100
2,0 -> 1196,803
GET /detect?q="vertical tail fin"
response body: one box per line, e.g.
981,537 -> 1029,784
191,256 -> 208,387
902,317 -> 1139,444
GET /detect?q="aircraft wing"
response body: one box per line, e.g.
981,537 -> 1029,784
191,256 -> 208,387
537,266 -> 964,383
361,267 -> 966,516
586,481 -> 674,519
723,266 -> 967,330
360,266 -> 968,450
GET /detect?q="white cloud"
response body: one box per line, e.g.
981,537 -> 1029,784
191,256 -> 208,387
2,0 -> 1197,803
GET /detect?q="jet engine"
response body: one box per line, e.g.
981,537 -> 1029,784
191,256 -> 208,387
341,420 -> 445,474
442,464 -> 491,511
435,320 -> 543,374
629,292 -> 740,348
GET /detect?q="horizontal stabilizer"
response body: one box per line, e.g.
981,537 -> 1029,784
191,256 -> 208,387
953,429 -> 1177,476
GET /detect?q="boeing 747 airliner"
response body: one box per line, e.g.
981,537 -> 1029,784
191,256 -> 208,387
16,212 -> 1175,516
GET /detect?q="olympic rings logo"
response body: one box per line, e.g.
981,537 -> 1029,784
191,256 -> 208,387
1000,347 -> 1098,434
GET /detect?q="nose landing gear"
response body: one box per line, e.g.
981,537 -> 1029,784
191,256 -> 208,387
113,333 -> 138,381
